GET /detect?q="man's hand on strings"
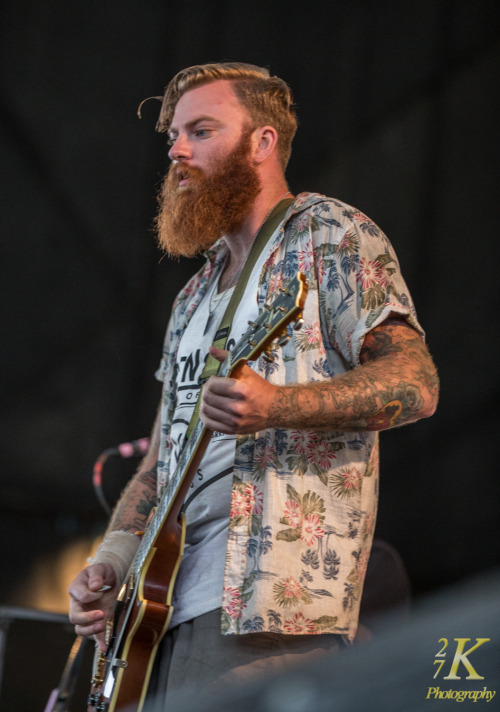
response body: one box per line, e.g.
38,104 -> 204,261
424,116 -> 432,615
68,563 -> 118,652
200,346 -> 277,434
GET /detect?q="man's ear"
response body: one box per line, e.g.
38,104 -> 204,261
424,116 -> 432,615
252,125 -> 279,164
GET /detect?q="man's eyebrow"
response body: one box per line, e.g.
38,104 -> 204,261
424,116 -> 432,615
169,115 -> 223,135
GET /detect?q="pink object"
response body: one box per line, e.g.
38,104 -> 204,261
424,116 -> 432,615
44,689 -> 58,712
119,442 -> 135,457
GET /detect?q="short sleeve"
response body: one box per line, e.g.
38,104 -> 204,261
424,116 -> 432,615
312,201 -> 424,368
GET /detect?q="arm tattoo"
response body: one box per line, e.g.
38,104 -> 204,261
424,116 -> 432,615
269,319 -> 438,432
109,467 -> 158,534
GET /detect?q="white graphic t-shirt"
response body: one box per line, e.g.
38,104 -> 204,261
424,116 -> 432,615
168,243 -> 272,627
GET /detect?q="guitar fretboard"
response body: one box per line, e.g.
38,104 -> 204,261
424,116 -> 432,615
133,416 -> 206,576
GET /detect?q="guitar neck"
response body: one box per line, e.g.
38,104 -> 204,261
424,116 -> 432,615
132,415 -> 211,578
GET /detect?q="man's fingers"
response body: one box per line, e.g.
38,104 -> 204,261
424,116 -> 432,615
69,603 -> 107,639
204,375 -> 238,396
87,563 -> 116,591
69,582 -> 107,605
200,364 -> 272,433
71,608 -> 104,627
203,385 -> 238,409
201,382 -> 243,429
208,346 -> 229,363
68,564 -> 116,601
68,564 -> 118,645
74,620 -> 106,639
200,409 -> 235,434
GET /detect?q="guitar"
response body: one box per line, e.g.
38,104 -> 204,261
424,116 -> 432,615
87,271 -> 308,712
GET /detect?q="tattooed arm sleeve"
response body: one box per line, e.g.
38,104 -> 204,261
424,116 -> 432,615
269,317 -> 439,432
105,403 -> 162,534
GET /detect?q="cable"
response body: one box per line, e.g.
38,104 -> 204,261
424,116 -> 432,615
92,438 -> 150,515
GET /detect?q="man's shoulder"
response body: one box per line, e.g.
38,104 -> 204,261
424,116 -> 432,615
289,193 -> 383,239
290,192 -> 358,219
285,192 -> 361,237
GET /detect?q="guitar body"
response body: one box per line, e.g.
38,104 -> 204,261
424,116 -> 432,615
89,514 -> 186,712
88,273 -> 308,712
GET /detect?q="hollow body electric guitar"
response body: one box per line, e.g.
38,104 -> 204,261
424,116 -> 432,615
87,272 -> 308,712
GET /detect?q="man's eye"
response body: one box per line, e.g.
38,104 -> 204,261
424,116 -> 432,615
195,129 -> 210,138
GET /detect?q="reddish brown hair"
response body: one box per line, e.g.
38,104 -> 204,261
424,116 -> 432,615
156,62 -> 298,169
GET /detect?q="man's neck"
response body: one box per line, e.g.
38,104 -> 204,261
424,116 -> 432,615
218,183 -> 292,291
225,181 -> 291,260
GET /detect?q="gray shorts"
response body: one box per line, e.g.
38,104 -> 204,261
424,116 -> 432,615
147,608 -> 343,711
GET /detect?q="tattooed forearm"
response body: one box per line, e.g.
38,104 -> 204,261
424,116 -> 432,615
269,320 -> 439,432
107,467 -> 158,534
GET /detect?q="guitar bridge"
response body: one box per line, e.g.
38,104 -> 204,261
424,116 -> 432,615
91,649 -> 106,686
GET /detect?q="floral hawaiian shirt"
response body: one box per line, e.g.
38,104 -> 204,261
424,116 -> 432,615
156,192 -> 422,641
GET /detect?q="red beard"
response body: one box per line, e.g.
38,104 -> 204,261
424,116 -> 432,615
155,130 -> 261,258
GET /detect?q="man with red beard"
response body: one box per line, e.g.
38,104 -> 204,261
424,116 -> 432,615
69,62 -> 438,709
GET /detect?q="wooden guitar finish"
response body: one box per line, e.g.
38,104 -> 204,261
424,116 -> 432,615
88,272 -> 308,712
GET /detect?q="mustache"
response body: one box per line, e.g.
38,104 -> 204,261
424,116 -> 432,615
166,162 -> 205,189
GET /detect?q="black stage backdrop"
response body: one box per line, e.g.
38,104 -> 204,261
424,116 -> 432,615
1,0 -> 499,619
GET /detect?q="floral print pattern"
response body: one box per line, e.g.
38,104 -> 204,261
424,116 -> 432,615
155,193 -> 422,641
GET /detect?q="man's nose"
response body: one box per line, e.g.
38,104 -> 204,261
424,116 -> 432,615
168,134 -> 192,162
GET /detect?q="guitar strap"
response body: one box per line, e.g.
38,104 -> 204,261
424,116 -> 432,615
185,196 -> 294,439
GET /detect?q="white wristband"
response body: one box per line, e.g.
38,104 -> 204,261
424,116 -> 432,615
89,530 -> 141,585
